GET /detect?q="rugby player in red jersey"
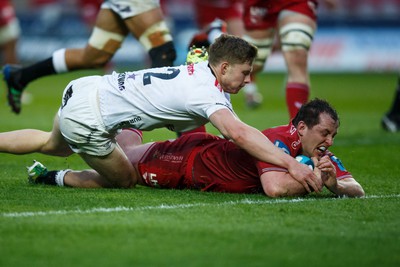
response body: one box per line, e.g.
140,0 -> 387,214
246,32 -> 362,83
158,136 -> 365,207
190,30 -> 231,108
242,0 -> 337,117
29,98 -> 364,198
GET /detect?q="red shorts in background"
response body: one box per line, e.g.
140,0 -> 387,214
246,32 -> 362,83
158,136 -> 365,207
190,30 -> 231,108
243,0 -> 318,30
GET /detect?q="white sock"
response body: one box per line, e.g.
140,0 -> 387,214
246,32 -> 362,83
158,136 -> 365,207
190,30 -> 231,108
55,169 -> 70,187
52,48 -> 68,73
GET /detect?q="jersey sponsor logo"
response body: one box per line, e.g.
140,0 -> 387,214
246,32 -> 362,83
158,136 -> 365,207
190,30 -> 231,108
117,73 -> 126,91
291,140 -> 301,150
127,73 -> 137,80
158,153 -> 184,163
274,140 -> 290,154
142,172 -> 159,187
129,116 -> 142,124
61,85 -> 73,109
187,63 -> 195,75
116,116 -> 142,128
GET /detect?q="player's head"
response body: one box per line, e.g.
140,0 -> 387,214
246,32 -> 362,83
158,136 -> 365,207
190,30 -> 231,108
292,98 -> 339,129
293,98 -> 340,157
207,34 -> 257,94
208,34 -> 257,66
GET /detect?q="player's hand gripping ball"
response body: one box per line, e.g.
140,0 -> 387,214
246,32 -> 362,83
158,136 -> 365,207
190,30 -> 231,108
295,155 -> 314,170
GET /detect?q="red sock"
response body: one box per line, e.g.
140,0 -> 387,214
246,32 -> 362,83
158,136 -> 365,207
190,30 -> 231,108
286,82 -> 310,119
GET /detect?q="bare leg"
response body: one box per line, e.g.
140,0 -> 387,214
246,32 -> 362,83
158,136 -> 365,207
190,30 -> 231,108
77,145 -> 139,188
279,13 -> 316,85
64,169 -> 114,188
123,8 -> 165,39
1,38 -> 18,64
64,129 -> 143,188
0,114 -> 72,156
65,9 -> 128,70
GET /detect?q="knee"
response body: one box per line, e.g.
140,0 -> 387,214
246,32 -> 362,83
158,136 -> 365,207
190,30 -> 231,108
149,41 -> 176,67
262,181 -> 289,198
114,172 -> 138,189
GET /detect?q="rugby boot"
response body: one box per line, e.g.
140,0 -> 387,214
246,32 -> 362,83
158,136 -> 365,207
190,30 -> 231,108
2,64 -> 24,114
382,113 -> 400,132
27,160 -> 48,184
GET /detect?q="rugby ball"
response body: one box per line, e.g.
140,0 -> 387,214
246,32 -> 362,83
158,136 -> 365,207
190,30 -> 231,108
295,155 -> 314,170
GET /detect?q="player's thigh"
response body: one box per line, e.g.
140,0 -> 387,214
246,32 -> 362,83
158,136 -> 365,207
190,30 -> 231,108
95,8 -> 128,35
243,29 -> 274,72
123,8 -> 164,38
43,114 -> 73,156
80,146 -> 138,188
278,11 -> 316,28
278,13 -> 314,81
83,9 -> 128,64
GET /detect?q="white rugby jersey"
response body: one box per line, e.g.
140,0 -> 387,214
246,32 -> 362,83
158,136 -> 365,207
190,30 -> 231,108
97,61 -> 233,133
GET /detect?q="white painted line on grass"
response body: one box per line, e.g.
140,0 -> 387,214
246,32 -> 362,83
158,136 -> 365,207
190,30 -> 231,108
2,194 -> 399,218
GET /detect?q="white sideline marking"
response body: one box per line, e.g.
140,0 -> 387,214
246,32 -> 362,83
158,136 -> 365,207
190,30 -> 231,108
2,194 -> 399,218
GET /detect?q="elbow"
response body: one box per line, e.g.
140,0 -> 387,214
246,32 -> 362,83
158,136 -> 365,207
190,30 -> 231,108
353,185 -> 365,197
262,181 -> 295,198
264,186 -> 287,198
336,185 -> 365,198
349,186 -> 366,198
227,126 -> 249,146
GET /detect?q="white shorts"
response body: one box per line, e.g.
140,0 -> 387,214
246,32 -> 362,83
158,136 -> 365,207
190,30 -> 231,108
58,76 -> 118,156
101,0 -> 160,19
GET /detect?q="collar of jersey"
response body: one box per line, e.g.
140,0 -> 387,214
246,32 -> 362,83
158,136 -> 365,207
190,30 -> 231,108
208,64 -> 222,92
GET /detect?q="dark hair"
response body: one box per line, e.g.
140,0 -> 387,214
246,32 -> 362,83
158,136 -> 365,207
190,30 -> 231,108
208,34 -> 258,65
292,98 -> 339,128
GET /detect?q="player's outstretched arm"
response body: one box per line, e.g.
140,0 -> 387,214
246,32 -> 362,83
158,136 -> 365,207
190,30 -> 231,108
209,109 -> 323,193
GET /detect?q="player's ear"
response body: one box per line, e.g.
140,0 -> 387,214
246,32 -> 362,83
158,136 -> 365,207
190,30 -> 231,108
297,121 -> 306,136
220,62 -> 229,75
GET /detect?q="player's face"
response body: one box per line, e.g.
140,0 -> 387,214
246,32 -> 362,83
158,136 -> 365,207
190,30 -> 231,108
300,113 -> 339,159
220,62 -> 252,94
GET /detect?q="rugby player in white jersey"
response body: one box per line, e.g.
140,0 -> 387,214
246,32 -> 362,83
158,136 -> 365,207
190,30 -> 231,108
0,34 -> 322,193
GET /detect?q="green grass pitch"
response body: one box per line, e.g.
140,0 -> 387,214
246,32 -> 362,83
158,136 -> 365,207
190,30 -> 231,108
1,69 -> 399,267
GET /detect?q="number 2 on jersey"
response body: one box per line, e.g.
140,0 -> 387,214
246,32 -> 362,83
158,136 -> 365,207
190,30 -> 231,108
143,68 -> 180,85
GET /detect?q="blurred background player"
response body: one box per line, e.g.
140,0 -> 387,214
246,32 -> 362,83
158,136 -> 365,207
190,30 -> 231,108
190,0 -> 245,45
188,0 -> 263,108
382,74 -> 400,132
3,0 -> 177,114
242,0 -> 337,118
0,0 -> 21,65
